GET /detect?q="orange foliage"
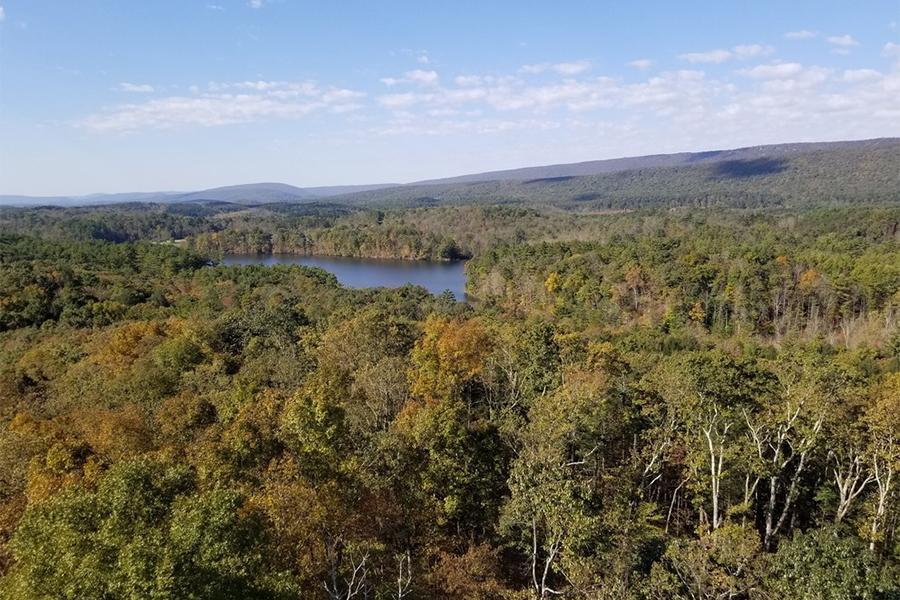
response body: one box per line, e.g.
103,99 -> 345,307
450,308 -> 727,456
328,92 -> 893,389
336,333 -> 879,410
92,321 -> 165,368
798,268 -> 821,290
429,543 -> 510,599
71,405 -> 152,463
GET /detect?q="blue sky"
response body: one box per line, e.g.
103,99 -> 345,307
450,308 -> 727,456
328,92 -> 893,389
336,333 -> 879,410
0,1 -> 898,195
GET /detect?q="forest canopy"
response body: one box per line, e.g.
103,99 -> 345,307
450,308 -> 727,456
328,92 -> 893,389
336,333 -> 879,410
0,202 -> 899,598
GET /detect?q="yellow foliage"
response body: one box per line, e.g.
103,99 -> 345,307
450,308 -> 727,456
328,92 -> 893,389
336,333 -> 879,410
409,316 -> 493,402
544,271 -> 560,295
72,405 -> 152,463
93,321 -> 165,368
689,301 -> 706,323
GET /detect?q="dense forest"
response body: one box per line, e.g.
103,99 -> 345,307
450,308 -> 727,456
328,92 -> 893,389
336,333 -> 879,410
1,199 -> 899,598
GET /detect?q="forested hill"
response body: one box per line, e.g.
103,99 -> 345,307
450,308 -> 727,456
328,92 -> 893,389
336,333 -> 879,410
329,138 -> 900,209
412,138 -> 898,185
2,138 -> 897,209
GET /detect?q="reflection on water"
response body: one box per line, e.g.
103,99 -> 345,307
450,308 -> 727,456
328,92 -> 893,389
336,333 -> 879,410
222,254 -> 468,300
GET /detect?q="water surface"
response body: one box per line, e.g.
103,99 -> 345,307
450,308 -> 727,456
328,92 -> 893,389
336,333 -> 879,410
222,254 -> 467,300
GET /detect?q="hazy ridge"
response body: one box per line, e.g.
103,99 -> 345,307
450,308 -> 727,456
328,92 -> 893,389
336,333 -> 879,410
2,138 -> 897,208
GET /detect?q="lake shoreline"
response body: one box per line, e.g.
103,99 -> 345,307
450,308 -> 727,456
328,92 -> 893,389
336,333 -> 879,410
217,251 -> 469,264
221,253 -> 469,300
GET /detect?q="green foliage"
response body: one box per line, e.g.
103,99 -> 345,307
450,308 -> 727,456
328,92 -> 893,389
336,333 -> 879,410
767,527 -> 900,599
1,202 -> 900,597
5,459 -> 288,599
403,399 -> 506,534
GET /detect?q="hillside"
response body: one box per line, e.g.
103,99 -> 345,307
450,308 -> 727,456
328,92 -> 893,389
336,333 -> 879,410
171,182 -> 399,204
329,138 -> 900,209
3,139 -> 897,209
412,138 -> 898,185
0,182 -> 398,207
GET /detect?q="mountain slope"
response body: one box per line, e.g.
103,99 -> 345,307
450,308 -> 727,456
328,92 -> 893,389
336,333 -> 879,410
2,138 -> 896,208
412,138 -> 899,185
172,183 -> 315,204
328,139 -> 900,209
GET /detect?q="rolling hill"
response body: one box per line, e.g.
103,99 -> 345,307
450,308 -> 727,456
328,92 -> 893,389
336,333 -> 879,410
327,138 -> 900,209
411,138 -> 898,185
0,182 -> 398,207
2,138 -> 896,209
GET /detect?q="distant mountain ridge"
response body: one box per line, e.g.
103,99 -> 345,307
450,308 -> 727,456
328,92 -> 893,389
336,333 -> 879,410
410,138 -> 899,185
326,138 -> 900,209
0,182 -> 398,207
171,182 -> 399,205
1,138 -> 896,207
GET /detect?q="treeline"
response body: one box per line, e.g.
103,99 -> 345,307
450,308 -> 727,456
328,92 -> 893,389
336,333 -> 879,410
189,223 -> 469,261
0,204 -> 212,243
468,208 -> 900,345
0,235 -> 209,331
0,221 -> 898,598
0,204 -> 472,261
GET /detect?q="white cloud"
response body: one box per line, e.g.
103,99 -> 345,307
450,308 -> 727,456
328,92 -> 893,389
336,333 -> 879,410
679,49 -> 732,64
233,80 -> 288,91
406,69 -> 439,85
370,60 -> 896,142
417,53 -> 430,64
379,93 -> 422,109
519,63 -> 547,74
206,4 -> 224,10
381,69 -> 439,86
784,30 -> 816,40
842,69 -> 881,82
117,83 -> 155,93
448,64 -> 886,143
78,57 -> 900,156
883,42 -> 900,57
378,68 -> 713,117
826,34 -> 859,47
80,81 -> 365,131
740,63 -> 804,79
520,61 -> 591,75
733,44 -> 775,59
0,6 -> 5,22
628,59 -> 653,70
454,75 -> 483,87
248,0 -> 264,8
679,44 -> 774,64
554,61 -> 591,75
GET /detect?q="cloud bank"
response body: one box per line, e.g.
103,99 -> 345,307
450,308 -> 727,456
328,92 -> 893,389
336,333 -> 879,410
78,46 -> 900,148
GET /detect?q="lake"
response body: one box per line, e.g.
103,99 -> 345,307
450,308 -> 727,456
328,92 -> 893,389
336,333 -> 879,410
222,254 -> 468,300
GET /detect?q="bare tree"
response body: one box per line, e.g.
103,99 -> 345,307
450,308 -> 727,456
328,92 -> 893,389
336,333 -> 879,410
865,375 -> 900,552
743,383 -> 824,550
394,550 -> 413,600
322,532 -> 371,600
701,404 -> 732,530
869,446 -> 895,551
531,517 -> 563,599
831,447 -> 873,524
